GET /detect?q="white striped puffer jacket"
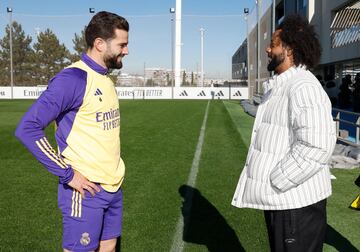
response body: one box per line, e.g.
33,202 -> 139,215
232,66 -> 336,210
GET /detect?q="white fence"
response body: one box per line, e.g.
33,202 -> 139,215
0,86 -> 248,100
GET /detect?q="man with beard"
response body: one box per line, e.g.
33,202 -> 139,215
232,15 -> 336,252
15,11 -> 128,251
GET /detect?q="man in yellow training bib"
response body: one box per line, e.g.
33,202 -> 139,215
16,11 -> 129,251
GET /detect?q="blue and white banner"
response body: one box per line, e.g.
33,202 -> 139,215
0,87 -> 11,99
115,87 -> 248,100
0,86 -> 47,99
0,86 -> 248,100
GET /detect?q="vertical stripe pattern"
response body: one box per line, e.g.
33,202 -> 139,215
71,190 -> 82,218
35,137 -> 67,168
232,66 -> 336,210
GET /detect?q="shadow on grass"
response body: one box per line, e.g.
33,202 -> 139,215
179,185 -> 245,252
325,224 -> 359,252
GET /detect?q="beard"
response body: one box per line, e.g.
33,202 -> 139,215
267,52 -> 285,72
104,53 -> 123,69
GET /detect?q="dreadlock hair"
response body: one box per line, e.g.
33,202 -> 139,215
278,14 -> 321,69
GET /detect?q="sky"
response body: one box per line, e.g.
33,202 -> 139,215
0,0 -> 256,79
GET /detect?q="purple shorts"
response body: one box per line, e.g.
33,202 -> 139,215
58,183 -> 123,251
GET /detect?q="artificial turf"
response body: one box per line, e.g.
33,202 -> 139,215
0,99 -> 359,251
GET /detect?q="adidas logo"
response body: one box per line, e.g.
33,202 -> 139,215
94,88 -> 103,102
233,91 -> 242,96
179,90 -> 188,96
215,91 -> 224,96
197,91 -> 206,96
94,88 -> 103,96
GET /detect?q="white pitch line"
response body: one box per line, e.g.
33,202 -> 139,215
170,100 -> 210,252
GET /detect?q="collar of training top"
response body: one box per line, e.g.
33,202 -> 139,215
81,53 -> 108,75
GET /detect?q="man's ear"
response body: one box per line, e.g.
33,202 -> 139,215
93,38 -> 106,52
285,47 -> 295,65
286,47 -> 293,56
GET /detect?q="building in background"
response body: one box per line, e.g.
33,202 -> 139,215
116,73 -> 144,87
233,0 -> 360,103
144,68 -> 170,86
232,39 -> 248,86
314,0 -> 360,109
144,68 -> 201,87
117,68 -> 236,87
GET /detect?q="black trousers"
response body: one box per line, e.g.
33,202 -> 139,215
264,199 -> 327,252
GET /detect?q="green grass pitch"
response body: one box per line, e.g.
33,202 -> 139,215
0,99 -> 359,251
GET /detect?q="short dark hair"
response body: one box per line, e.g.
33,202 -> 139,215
85,11 -> 129,49
278,14 -> 321,69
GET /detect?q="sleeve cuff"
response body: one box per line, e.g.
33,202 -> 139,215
59,167 -> 74,184
270,167 -> 297,192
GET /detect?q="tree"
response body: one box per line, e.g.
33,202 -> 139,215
146,78 -> 155,86
33,29 -> 70,85
166,73 -> 171,86
0,21 -> 35,86
182,71 -> 187,86
70,26 -> 87,62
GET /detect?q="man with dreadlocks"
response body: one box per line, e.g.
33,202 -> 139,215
232,14 -> 336,251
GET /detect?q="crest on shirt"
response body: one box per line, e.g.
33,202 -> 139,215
94,88 -> 103,102
80,232 -> 91,246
